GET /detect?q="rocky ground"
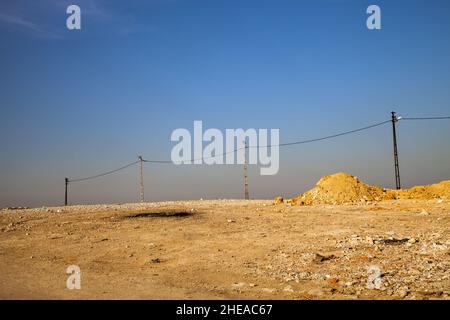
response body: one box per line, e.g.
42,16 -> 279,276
0,199 -> 449,299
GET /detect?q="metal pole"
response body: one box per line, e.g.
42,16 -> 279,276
244,140 -> 249,200
391,111 -> 401,190
138,156 -> 144,202
65,178 -> 68,206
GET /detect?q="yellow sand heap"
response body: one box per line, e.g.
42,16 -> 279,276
288,172 -> 449,206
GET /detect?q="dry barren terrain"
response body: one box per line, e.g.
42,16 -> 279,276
0,199 -> 449,299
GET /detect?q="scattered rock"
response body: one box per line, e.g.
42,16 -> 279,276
312,253 -> 335,263
327,277 -> 339,285
274,197 -> 284,205
344,281 -> 354,287
283,285 -> 294,292
378,238 -> 409,245
231,282 -> 246,289
397,288 -> 409,298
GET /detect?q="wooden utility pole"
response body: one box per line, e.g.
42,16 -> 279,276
244,140 -> 249,200
64,178 -> 68,206
391,111 -> 401,190
138,156 -> 145,202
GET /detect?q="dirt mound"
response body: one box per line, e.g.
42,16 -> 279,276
289,173 -> 450,206
397,180 -> 450,200
290,173 -> 394,205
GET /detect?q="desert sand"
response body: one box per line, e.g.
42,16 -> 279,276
0,196 -> 449,299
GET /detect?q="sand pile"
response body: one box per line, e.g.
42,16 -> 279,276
288,172 -> 450,206
397,180 -> 450,200
289,173 -> 394,205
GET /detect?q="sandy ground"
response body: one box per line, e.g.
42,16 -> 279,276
0,199 -> 449,300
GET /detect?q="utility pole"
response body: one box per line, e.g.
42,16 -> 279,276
138,156 -> 145,202
244,140 -> 249,200
391,111 -> 401,190
64,177 -> 69,206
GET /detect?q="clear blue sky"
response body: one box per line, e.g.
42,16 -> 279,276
1,0 -> 449,207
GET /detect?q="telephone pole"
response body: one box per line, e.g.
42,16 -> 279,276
391,111 -> 401,190
64,177 -> 69,206
138,156 -> 145,202
244,140 -> 249,200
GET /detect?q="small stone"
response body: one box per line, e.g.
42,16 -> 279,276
231,282 -> 246,289
312,253 -> 335,263
283,285 -> 294,292
365,236 -> 374,244
274,196 -> 284,205
327,277 -> 339,285
397,288 -> 409,298
344,281 -> 354,287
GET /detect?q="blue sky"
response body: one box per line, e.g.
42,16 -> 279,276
1,0 -> 450,206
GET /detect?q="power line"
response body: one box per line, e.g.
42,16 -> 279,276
142,147 -> 241,164
69,119 -> 393,181
68,160 -> 139,183
275,120 -> 391,147
64,114 -> 450,205
143,119 -> 392,163
67,115 -> 450,182
401,116 -> 450,121
142,159 -> 173,163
